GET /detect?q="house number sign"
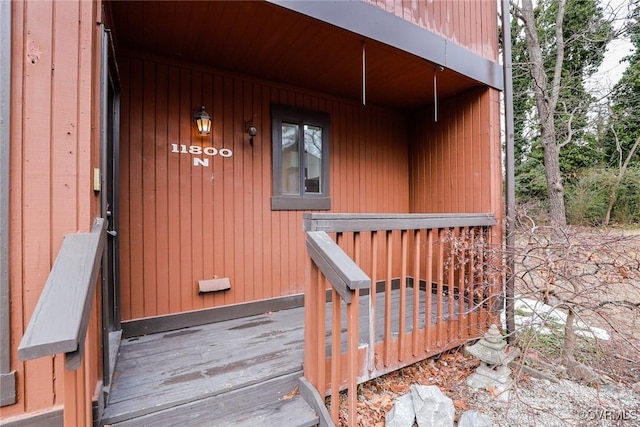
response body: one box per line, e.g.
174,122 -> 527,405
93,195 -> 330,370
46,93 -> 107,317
171,143 -> 233,167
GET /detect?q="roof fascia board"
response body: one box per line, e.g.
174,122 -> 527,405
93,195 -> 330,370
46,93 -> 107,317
266,0 -> 504,91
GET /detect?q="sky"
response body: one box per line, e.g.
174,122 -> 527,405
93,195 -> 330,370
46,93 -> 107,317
587,0 -> 635,95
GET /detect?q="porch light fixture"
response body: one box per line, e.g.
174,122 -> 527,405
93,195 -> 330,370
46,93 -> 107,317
194,106 -> 212,136
245,118 -> 257,147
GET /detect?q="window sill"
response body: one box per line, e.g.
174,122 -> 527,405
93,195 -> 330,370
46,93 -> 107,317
271,196 -> 331,211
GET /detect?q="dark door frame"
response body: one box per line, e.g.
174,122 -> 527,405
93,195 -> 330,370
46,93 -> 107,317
100,24 -> 122,391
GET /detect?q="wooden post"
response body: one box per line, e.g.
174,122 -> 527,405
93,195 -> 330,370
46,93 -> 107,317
399,229 -> 407,361
368,231 -> 378,372
347,289 -> 358,427
425,229 -> 433,351
330,289 -> 341,424
436,229 -> 444,347
384,230 -> 392,366
448,228 -> 457,342
412,229 -> 421,356
304,259 -> 320,387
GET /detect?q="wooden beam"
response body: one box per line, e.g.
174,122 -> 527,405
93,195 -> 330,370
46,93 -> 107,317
304,213 -> 496,232
17,218 -> 105,369
305,231 -> 371,302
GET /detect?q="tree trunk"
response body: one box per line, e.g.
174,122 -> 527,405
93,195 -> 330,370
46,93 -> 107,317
521,0 -> 568,228
542,130 -> 567,228
561,307 -> 576,363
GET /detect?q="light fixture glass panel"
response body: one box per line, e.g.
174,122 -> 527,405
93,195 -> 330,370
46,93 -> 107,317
281,122 -> 300,194
304,124 -> 322,194
197,116 -> 211,135
194,107 -> 212,135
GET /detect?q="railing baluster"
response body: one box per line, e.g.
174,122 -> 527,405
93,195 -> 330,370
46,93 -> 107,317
303,260 -> 318,387
384,230 -> 393,366
412,229 -> 421,357
425,228 -> 434,352
399,229 -> 407,362
448,228 -> 457,342
436,229 -> 444,347
317,273 -> 327,397
369,231 -> 378,372
350,231 -> 361,425
478,229 -> 487,328
458,227 -> 468,339
347,289 -> 359,427
468,227 -> 477,333
330,288 -> 341,424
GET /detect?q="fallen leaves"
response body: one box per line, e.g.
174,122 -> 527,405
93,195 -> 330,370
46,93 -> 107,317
336,349 -> 481,426
454,399 -> 469,410
282,386 -> 298,400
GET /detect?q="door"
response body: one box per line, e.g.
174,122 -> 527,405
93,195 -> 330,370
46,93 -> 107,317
100,25 -> 121,389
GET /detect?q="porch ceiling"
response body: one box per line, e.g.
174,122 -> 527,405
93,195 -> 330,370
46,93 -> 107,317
106,0 -> 482,109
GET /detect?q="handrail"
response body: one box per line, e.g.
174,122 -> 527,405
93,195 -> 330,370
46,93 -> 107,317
18,218 -> 105,370
306,231 -> 370,302
304,213 -> 496,232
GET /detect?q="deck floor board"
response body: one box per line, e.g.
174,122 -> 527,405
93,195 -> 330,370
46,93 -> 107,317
102,288 -> 476,425
102,309 -> 306,424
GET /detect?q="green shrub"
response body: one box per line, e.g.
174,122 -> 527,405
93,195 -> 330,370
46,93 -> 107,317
565,167 -> 640,225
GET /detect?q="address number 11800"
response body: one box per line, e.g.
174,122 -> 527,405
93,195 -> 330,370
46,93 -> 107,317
171,144 -> 233,158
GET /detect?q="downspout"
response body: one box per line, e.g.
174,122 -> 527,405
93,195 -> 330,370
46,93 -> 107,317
0,0 -> 16,406
501,0 -> 517,343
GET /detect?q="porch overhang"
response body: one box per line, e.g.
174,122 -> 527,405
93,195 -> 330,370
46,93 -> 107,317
106,0 -> 502,109
267,0 -> 504,92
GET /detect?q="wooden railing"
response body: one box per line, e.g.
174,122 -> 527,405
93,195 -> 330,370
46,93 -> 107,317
18,218 -> 105,427
302,213 -> 499,426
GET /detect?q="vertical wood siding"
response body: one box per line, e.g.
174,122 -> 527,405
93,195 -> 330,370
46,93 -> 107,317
409,88 -> 502,217
409,88 -> 503,313
2,0 -> 102,421
365,0 -> 499,61
118,54 -> 411,320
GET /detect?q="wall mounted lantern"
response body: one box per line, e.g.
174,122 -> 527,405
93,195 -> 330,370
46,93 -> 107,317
245,118 -> 257,147
194,106 -> 212,136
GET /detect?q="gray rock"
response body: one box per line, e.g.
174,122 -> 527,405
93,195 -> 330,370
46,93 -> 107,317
410,385 -> 454,427
458,410 -> 493,427
385,393 -> 416,427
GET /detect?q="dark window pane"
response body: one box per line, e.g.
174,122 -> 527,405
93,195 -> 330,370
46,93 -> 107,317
282,122 -> 299,194
304,124 -> 322,194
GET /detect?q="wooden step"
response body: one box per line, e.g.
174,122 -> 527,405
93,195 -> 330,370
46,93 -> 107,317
106,372 -> 318,427
101,309 -> 306,425
212,394 -> 318,427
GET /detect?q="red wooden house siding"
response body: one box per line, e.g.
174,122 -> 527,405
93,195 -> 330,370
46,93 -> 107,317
1,0 -> 504,424
118,54 -> 411,320
1,0 -> 103,423
364,0 -> 499,61
410,88 -> 503,217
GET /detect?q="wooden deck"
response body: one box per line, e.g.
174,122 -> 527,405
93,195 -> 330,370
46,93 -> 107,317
101,287 -> 475,426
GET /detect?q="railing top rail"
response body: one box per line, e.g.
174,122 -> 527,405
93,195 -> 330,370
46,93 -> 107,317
303,213 -> 496,232
18,218 -> 105,370
306,231 -> 370,302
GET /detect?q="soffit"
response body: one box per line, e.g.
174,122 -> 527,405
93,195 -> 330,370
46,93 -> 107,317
107,0 -> 482,109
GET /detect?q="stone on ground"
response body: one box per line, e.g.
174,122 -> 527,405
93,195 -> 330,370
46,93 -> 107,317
458,409 -> 493,427
410,385 -> 454,427
385,393 -> 415,427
